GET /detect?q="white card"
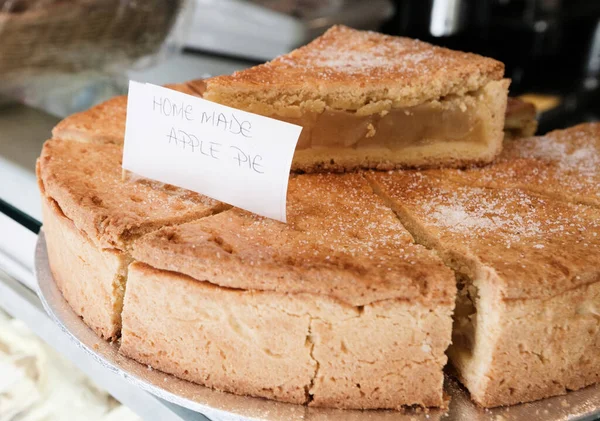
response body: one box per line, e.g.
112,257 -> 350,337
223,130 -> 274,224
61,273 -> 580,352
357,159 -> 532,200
122,81 -> 302,222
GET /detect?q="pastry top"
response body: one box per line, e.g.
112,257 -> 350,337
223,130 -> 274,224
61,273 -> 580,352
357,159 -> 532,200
51,83 -> 199,145
501,122 -> 600,166
37,139 -> 226,250
133,173 -> 455,307
202,25 -> 505,115
368,171 -> 600,301
52,95 -> 127,144
433,123 -> 600,206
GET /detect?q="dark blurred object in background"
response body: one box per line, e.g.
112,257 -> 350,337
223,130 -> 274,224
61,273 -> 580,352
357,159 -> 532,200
195,0 -> 599,134
382,0 -> 600,134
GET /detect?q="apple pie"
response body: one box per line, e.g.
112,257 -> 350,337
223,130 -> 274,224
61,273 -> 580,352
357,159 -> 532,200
196,25 -> 509,172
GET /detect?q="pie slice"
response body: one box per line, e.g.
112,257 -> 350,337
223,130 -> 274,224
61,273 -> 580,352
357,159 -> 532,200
51,83 -> 199,144
37,138 -> 227,339
504,97 -> 537,138
430,123 -> 600,207
367,171 -> 600,407
121,173 -> 456,409
195,25 -> 509,172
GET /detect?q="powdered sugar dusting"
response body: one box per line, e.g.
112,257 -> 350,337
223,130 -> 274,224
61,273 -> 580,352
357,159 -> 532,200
149,172 -> 453,304
269,26 -> 477,79
517,136 -> 600,177
508,123 -> 600,179
296,46 -> 436,75
563,146 -> 599,176
462,123 -> 600,203
381,171 -> 600,251
423,188 -> 542,245
280,174 -> 417,258
430,204 -> 495,232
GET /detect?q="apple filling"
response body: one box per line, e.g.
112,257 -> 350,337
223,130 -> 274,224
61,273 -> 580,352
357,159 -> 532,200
280,83 -> 501,151
451,274 -> 477,356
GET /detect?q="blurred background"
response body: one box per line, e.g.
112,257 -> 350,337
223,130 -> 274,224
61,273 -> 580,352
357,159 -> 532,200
0,1 -> 599,420
1,0 -> 599,132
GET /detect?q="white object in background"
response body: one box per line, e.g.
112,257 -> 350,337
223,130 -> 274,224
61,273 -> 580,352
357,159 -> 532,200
0,311 -> 141,421
186,0 -> 306,61
123,82 -> 302,222
0,271 -> 206,421
185,0 -> 395,62
430,0 -> 464,37
128,54 -> 249,87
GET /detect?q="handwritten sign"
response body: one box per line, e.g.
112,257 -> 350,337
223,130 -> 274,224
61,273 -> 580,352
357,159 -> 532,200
122,82 -> 302,222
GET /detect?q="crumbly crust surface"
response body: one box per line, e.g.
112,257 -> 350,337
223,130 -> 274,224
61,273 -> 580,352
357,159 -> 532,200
133,173 -> 455,307
202,25 -> 504,114
367,170 -> 600,301
41,196 -> 129,340
120,262 -> 453,408
38,138 -> 226,249
367,169 -> 600,407
429,123 -> 600,206
52,95 -> 127,144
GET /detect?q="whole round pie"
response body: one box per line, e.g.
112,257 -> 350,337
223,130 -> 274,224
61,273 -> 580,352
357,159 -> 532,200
38,28 -> 600,412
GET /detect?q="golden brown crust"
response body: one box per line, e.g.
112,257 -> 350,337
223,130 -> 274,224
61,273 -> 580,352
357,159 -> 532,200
51,83 -> 200,145
38,138 -> 227,250
203,25 -> 504,114
133,173 -> 455,307
52,95 -> 128,144
502,122 -> 600,162
41,195 -> 130,340
120,262 -> 453,408
308,295 -> 453,408
290,149 -> 500,173
429,123 -> 600,207
454,280 -> 600,407
121,262 -> 316,405
367,170 -> 600,301
368,169 -> 600,407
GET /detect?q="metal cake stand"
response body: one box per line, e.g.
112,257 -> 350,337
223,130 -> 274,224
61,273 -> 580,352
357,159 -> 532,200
34,231 -> 600,421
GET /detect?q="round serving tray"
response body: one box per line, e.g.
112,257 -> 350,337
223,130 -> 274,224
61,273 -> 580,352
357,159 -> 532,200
34,231 -> 600,421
